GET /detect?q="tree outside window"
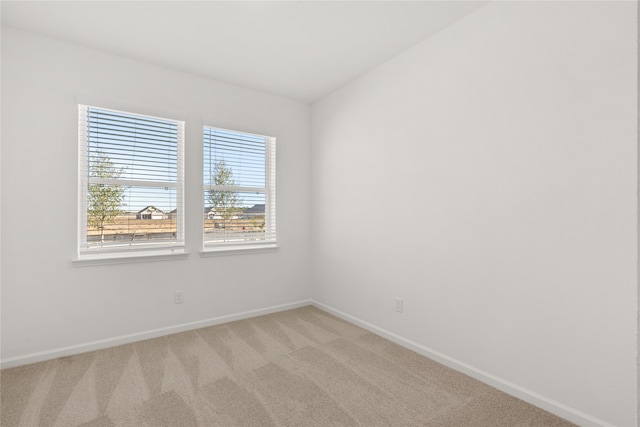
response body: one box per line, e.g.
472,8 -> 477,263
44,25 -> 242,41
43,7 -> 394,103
87,152 -> 125,243
208,159 -> 242,230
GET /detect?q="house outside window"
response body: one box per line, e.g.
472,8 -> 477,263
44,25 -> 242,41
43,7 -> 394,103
78,105 -> 185,258
203,126 -> 276,251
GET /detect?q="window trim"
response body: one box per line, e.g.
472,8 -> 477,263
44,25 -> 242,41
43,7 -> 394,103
76,103 -> 186,261
201,125 -> 277,253
72,249 -> 189,267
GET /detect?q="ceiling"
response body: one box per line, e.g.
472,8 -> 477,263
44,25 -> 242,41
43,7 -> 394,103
1,1 -> 487,103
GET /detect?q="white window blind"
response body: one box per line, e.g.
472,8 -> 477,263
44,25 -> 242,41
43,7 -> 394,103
203,126 -> 276,249
78,105 -> 184,257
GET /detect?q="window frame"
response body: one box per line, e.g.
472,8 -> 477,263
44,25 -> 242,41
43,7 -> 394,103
201,125 -> 277,254
76,104 -> 186,261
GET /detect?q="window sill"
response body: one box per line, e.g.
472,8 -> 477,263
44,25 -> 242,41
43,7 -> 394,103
200,244 -> 279,257
73,248 -> 188,267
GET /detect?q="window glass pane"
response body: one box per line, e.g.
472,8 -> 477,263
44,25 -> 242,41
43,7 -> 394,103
204,191 -> 267,243
86,185 -> 178,248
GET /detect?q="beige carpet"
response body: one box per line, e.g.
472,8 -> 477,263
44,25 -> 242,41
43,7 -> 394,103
1,306 -> 576,426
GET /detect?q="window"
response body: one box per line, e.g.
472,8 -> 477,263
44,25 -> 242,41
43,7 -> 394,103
78,105 -> 184,258
203,126 -> 276,250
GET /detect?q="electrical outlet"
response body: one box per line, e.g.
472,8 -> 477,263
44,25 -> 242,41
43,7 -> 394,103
174,290 -> 184,304
395,297 -> 403,313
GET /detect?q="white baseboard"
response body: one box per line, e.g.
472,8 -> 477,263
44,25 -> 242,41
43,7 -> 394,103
311,300 -> 615,427
1,299 -> 312,370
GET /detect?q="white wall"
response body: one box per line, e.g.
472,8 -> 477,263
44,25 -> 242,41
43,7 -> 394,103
311,2 -> 637,426
1,28 -> 311,363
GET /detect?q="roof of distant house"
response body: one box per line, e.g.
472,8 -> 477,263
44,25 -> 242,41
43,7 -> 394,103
244,204 -> 265,214
137,206 -> 163,214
